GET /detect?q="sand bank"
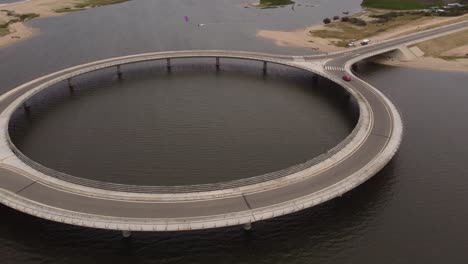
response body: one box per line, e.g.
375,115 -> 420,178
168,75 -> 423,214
0,0 -> 125,48
0,21 -> 37,48
257,25 -> 343,53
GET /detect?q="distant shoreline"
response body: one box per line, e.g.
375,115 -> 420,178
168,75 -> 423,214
0,0 -> 31,7
0,0 -> 129,48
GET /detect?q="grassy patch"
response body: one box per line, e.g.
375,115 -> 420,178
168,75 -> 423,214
55,7 -> 85,13
312,13 -> 428,42
258,0 -> 294,7
437,5 -> 468,17
17,13 -> 39,21
74,0 -> 129,9
0,10 -> 39,36
1,10 -> 39,21
415,29 -> 468,59
362,0 -> 431,10
54,0 -> 129,13
0,24 -> 9,36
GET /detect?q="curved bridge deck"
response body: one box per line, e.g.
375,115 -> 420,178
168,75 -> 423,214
0,20 -> 466,232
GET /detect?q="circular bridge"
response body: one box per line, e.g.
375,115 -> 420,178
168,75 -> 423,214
0,50 -> 402,232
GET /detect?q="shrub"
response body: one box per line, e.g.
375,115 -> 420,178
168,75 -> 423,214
355,19 -> 367,26
323,17 -> 331,24
18,13 -> 39,21
370,12 -> 400,23
341,16 -> 349,22
348,17 -> 367,26
333,15 -> 340,20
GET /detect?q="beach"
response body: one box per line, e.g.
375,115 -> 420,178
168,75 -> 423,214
0,0 -> 126,48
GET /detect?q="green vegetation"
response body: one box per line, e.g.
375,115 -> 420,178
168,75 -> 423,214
1,0 -> 129,38
362,0 -> 468,11
55,7 -> 85,13
312,12 -> 429,45
74,0 -> 129,9
343,16 -> 368,26
0,24 -> 9,36
1,10 -> 39,21
414,29 -> 468,60
437,5 -> 468,16
0,10 -> 39,36
315,5 -> 467,48
55,0 -> 129,13
17,13 -> 39,21
258,0 -> 294,8
362,0 -> 431,10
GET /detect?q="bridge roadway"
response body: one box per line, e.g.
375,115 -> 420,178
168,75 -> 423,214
0,20 -> 466,233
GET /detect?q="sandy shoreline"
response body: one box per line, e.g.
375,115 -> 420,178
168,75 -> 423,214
257,25 -> 344,53
0,0 -> 81,48
0,21 -> 37,47
0,0 -> 125,48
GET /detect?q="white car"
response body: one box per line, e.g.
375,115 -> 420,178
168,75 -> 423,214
361,39 -> 370,45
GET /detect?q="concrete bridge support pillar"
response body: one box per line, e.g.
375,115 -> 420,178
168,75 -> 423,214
345,92 -> 351,100
312,74 -> 319,82
22,102 -> 30,111
263,61 -> 267,74
67,78 -> 73,89
216,57 -> 220,70
166,58 -> 172,71
243,222 -> 252,231
122,230 -> 132,238
117,65 -> 122,79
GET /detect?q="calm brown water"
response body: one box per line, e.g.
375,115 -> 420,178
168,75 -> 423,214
1,0 -> 468,263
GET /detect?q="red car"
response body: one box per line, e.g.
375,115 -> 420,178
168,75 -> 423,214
342,74 -> 352,81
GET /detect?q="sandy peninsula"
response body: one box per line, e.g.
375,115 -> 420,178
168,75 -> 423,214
0,0 -> 127,48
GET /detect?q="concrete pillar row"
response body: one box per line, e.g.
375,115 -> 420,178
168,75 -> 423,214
122,230 -> 132,238
67,78 -> 73,88
167,58 -> 172,70
117,65 -> 122,79
22,102 -> 30,111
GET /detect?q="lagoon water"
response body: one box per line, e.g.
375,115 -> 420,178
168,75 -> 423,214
1,0 -> 468,263
0,0 -> 28,5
